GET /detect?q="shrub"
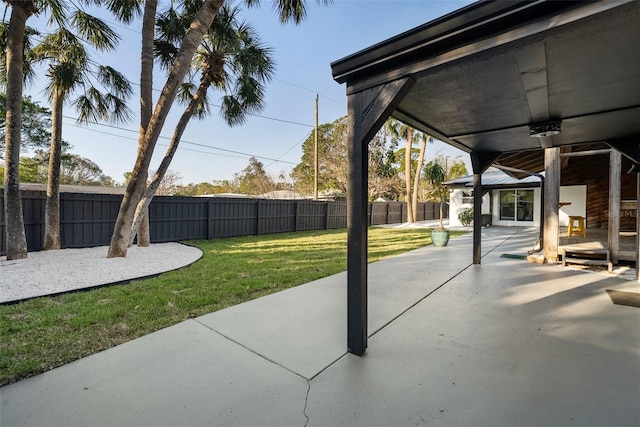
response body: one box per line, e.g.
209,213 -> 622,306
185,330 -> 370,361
458,207 -> 473,226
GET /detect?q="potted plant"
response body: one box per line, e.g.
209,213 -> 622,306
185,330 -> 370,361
424,159 -> 450,246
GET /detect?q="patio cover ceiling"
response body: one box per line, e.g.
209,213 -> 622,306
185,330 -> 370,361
331,0 -> 640,170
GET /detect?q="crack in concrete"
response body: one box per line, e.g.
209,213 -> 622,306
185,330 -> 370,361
303,379 -> 311,427
193,319 -> 314,425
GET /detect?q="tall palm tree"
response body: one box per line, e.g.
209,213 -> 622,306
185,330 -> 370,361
2,0 -> 64,260
424,159 -> 447,230
108,0 -> 331,258
386,119 -> 418,222
34,16 -> 133,250
411,132 -> 432,221
128,4 -> 275,244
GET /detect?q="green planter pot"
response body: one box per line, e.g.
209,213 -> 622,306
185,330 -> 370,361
430,229 -> 450,247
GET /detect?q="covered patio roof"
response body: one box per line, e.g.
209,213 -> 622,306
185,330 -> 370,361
332,0 -> 640,162
331,0 -> 640,356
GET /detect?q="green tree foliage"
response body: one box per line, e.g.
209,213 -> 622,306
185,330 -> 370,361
0,95 -> 60,157
0,152 -> 114,186
233,156 -> 276,195
1,151 -> 114,185
291,116 -> 348,196
291,116 -> 402,200
423,158 -> 448,229
369,126 -> 402,200
448,157 -> 468,180
173,180 -> 234,196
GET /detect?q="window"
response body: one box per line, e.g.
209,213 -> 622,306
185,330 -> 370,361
499,189 -> 534,221
461,190 -> 473,204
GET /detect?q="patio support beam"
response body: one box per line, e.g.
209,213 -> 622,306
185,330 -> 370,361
473,173 -> 482,264
346,77 -> 414,356
636,166 -> 640,282
543,147 -> 560,262
470,151 -> 500,264
608,149 -> 621,264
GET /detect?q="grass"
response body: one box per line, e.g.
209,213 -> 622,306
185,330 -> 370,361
0,227 -> 466,386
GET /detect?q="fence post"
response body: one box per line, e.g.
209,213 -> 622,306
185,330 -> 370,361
256,199 -> 261,235
207,199 -> 212,240
294,200 -> 299,232
324,201 -> 329,229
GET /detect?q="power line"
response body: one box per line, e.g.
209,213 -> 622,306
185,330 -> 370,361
63,115 -> 298,165
274,78 -> 345,108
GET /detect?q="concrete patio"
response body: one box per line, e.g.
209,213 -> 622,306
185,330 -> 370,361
1,227 -> 638,426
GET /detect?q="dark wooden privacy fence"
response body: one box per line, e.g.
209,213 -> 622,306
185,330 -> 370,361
0,191 -> 447,255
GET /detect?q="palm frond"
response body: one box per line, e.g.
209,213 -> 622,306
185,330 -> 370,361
102,0 -> 143,23
103,94 -> 134,124
177,81 -> 197,104
72,94 -> 99,123
47,61 -> 84,98
220,95 -> 244,126
153,39 -> 180,70
71,10 -> 120,51
35,0 -> 67,27
96,65 -> 133,98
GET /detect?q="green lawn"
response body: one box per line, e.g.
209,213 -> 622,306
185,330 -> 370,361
0,227 -> 466,386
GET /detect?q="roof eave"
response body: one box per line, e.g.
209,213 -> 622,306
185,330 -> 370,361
331,0 -> 625,87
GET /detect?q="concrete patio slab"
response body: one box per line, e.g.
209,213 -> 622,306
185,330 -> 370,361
196,228 -> 522,379
306,230 -> 640,426
1,227 -> 638,426
0,320 -> 309,427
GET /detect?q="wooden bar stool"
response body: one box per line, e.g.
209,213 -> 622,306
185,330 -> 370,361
567,215 -> 586,238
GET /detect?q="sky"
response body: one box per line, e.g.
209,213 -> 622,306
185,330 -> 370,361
22,0 -> 475,186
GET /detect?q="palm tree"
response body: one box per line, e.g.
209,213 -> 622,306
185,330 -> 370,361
3,2 -> 36,260
108,0 -> 331,258
33,15 -> 133,250
386,119 -> 418,222
411,132 -> 432,221
2,0 -> 64,260
128,4 -> 275,244
424,159 -> 447,230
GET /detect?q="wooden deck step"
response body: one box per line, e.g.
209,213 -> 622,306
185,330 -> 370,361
560,247 -> 613,272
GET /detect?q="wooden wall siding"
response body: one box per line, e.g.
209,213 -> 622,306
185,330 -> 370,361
561,154 -> 637,231
1,192 -> 443,255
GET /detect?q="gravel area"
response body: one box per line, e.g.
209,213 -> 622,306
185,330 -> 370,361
0,243 -> 203,304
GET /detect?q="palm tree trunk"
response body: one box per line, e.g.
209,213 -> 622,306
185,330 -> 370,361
404,127 -> 414,223
411,133 -> 427,223
43,91 -> 63,250
129,87 -> 205,245
3,5 -> 31,260
135,0 -> 157,248
108,0 -> 223,258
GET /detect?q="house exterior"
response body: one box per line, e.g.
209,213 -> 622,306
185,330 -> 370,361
447,170 -> 590,229
330,0 -> 640,355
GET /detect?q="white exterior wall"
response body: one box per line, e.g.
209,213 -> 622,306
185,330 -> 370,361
449,184 -> 587,228
491,188 -> 542,227
448,189 -> 490,227
558,185 -> 587,226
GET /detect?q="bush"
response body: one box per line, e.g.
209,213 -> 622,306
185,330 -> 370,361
458,207 -> 473,226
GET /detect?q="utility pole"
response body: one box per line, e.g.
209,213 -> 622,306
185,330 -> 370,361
314,94 -> 319,200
